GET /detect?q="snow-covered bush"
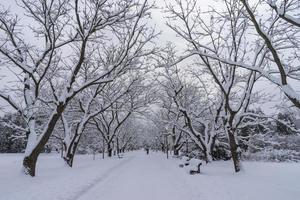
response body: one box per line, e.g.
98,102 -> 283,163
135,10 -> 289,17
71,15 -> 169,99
243,134 -> 300,162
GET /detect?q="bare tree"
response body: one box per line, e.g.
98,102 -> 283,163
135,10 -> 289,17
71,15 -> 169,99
167,0 -> 300,110
239,0 -> 300,108
61,74 -> 143,166
154,46 -> 221,162
92,73 -> 154,157
165,0 -> 261,172
0,0 -> 155,176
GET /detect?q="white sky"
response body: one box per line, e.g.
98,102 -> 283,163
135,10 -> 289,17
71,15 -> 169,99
0,0 -> 296,115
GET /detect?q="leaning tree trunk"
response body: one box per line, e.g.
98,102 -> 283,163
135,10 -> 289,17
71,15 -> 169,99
173,143 -> 183,156
23,104 -> 65,176
63,131 -> 83,167
63,140 -> 78,167
23,152 -> 38,177
63,152 -> 74,167
227,129 -> 241,172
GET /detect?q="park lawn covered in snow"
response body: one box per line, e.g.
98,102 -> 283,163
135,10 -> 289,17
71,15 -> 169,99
0,151 -> 300,200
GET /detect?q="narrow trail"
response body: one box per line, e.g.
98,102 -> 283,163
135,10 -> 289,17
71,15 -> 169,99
76,151 -> 196,200
67,155 -> 134,200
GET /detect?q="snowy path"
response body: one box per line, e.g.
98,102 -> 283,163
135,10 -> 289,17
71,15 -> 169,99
66,156 -> 134,200
76,152 -> 195,200
1,152 -> 300,200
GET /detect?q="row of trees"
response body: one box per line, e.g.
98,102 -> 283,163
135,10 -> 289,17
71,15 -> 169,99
150,0 -> 300,172
0,0 -> 300,176
156,0 -> 300,172
0,0 -> 157,176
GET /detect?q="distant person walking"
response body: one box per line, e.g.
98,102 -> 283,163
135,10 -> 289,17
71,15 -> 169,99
145,147 -> 149,155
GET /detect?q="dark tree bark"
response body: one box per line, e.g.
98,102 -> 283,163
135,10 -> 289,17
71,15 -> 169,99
63,123 -> 85,167
63,152 -> 74,167
23,103 -> 65,176
173,143 -> 183,156
174,148 -> 179,156
116,137 -> 120,155
63,138 -> 81,167
107,143 -> 112,157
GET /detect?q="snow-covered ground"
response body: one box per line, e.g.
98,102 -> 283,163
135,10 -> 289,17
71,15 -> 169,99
0,151 -> 300,200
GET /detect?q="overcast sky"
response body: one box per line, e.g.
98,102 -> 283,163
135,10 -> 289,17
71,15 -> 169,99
0,0 -> 295,115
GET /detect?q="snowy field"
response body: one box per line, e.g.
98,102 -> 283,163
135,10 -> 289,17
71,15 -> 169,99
1,151 -> 300,200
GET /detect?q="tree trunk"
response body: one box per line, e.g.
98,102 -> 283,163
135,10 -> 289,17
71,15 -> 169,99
63,134 -> 82,167
23,154 -> 38,177
174,148 -> 179,156
116,138 -> 120,155
63,142 -> 76,167
228,130 -> 241,172
23,103 -> 65,176
210,136 -> 217,161
63,152 -> 74,167
173,144 -> 181,156
204,150 -> 213,164
108,149 -> 112,157
107,143 -> 112,157
172,134 -> 176,154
